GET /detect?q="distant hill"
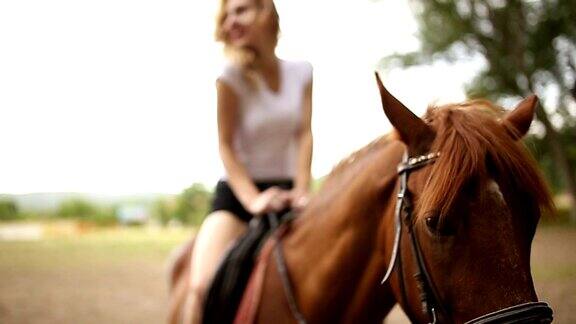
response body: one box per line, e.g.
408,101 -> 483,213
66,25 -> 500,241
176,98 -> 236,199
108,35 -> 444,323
0,192 -> 174,212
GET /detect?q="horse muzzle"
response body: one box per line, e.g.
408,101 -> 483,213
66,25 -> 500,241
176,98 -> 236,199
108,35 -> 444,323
464,302 -> 553,324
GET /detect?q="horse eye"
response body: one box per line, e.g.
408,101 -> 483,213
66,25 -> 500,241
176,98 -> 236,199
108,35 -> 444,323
425,215 -> 455,236
425,216 -> 438,230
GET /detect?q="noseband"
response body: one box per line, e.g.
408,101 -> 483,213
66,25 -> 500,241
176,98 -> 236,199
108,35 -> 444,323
381,151 -> 554,324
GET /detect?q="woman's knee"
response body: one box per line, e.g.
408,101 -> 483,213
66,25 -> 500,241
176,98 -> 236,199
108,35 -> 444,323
189,277 -> 210,302
195,211 -> 248,249
189,211 -> 247,296
203,210 -> 245,227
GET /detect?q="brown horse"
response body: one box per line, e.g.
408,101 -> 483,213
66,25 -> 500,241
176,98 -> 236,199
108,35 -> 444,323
168,75 -> 554,323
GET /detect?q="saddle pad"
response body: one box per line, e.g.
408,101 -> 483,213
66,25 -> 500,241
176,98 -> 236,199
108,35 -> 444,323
202,216 -> 272,324
233,236 -> 276,324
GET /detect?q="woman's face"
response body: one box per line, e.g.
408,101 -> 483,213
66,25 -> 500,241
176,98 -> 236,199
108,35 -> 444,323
222,0 -> 266,48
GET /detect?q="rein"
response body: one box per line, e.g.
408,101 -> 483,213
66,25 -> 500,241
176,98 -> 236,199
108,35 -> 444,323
268,212 -> 308,324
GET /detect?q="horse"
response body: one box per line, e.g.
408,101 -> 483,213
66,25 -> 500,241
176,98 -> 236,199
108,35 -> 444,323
168,74 -> 555,323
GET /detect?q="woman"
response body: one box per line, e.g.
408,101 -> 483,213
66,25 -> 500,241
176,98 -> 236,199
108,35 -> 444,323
185,0 -> 313,322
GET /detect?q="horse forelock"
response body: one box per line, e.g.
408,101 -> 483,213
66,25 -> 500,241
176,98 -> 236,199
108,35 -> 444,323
416,101 -> 554,223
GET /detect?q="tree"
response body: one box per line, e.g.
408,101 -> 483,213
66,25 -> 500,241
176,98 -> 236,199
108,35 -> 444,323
55,198 -> 116,225
150,184 -> 212,226
529,126 -> 576,192
380,0 -> 576,222
175,183 -> 212,226
0,199 -> 19,221
57,199 -> 98,218
152,198 -> 174,226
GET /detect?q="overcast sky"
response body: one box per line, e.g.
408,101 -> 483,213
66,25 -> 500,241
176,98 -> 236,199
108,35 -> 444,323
0,0 -> 482,194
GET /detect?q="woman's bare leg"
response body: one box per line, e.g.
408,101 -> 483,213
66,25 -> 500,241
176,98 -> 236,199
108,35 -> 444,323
183,210 -> 248,324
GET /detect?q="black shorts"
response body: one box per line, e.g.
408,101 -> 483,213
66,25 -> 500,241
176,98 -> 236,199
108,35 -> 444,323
210,179 -> 294,222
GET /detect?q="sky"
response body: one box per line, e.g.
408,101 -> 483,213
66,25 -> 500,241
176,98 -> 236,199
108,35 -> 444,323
0,0 -> 483,195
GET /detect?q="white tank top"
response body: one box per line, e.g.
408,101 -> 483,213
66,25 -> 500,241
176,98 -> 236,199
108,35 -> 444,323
218,59 -> 313,181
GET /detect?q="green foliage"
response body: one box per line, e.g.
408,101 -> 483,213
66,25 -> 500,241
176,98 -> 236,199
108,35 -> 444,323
175,184 -> 211,226
151,183 -> 212,226
380,0 -> 576,221
381,0 -> 576,116
57,199 -> 99,218
152,198 -> 174,226
0,199 -> 20,221
88,208 -> 118,226
526,125 -> 576,193
56,199 -> 117,226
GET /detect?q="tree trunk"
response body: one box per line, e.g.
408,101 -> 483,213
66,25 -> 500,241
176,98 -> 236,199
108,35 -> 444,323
535,106 -> 576,223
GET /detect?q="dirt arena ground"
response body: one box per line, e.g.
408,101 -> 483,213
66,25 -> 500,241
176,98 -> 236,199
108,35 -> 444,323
0,225 -> 574,324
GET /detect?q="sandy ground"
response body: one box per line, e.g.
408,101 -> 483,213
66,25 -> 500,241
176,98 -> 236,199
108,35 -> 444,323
0,226 -> 574,324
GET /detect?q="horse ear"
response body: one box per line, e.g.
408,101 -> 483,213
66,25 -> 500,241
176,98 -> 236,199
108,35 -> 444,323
502,95 -> 538,140
375,72 -> 433,149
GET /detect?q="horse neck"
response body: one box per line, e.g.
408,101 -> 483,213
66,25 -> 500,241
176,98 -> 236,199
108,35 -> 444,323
281,142 -> 403,322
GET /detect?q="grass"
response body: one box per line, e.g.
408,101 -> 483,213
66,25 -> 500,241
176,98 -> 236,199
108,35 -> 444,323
0,226 -> 191,269
0,225 -> 194,324
0,224 -> 574,323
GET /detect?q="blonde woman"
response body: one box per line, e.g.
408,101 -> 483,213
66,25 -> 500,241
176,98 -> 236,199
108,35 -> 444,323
185,0 -> 313,322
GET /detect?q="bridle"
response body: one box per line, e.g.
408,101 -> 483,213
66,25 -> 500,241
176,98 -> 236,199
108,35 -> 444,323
381,151 -> 554,324
381,151 -> 445,323
272,150 -> 553,324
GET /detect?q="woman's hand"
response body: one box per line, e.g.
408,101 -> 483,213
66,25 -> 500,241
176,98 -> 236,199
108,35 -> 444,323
246,187 -> 290,216
289,188 -> 310,211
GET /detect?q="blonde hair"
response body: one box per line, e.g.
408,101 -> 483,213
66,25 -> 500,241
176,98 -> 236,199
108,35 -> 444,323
214,0 -> 280,88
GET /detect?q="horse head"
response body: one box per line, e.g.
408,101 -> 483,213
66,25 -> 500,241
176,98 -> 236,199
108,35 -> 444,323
376,73 -> 554,323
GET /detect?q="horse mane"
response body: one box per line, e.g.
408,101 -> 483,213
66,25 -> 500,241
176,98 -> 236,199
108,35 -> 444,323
417,99 -> 554,222
326,133 -> 395,181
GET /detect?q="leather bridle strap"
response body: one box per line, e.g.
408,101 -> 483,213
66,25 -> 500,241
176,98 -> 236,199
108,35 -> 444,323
464,301 -> 553,323
381,151 -> 443,324
381,153 -> 442,284
380,151 -> 440,287
400,152 -> 446,324
405,199 -> 446,324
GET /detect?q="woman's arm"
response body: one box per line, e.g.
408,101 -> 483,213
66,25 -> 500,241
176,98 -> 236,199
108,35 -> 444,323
292,78 -> 313,208
217,80 -> 260,207
217,80 -> 288,214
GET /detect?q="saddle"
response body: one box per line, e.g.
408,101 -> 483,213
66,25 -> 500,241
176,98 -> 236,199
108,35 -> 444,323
202,211 -> 292,324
